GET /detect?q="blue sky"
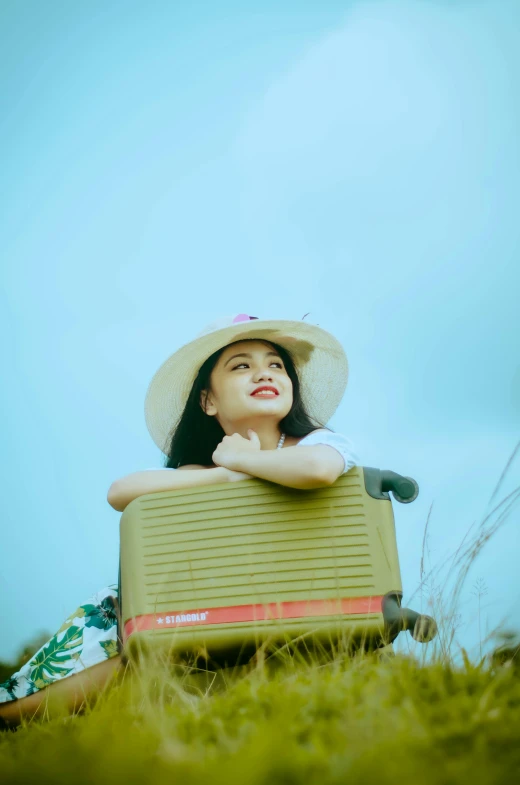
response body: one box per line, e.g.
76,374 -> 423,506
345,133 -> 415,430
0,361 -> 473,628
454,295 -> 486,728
1,0 -> 519,662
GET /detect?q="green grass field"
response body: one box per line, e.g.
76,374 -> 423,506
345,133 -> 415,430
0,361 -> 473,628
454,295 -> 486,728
2,447 -> 519,784
1,642 -> 519,785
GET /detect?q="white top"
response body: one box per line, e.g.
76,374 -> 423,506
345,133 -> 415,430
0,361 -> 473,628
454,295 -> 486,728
143,430 -> 359,474
295,429 -> 359,475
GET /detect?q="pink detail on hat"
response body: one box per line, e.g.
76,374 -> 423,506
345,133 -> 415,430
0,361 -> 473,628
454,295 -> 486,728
232,314 -> 251,323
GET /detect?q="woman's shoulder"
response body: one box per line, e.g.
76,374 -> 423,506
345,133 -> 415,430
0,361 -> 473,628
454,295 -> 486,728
293,429 -> 360,473
295,429 -> 342,446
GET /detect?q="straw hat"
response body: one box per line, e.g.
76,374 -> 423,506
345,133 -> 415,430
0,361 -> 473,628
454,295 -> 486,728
144,313 -> 349,454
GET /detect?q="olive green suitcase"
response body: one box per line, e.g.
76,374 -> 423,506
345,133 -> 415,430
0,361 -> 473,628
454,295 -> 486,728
118,466 -> 436,663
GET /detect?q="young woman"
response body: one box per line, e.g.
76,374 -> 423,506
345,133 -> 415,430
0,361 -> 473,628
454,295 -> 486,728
0,313 -> 359,728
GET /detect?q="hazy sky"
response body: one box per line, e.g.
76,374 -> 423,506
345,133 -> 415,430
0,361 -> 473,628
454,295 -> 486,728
1,0 -> 519,662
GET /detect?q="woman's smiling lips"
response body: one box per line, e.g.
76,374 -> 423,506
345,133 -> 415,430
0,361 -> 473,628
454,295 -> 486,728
251,385 -> 279,397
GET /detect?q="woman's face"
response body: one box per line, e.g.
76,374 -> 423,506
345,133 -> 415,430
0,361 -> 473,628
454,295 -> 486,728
201,340 -> 293,430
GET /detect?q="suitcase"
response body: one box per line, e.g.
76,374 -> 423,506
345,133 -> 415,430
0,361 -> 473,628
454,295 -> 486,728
118,466 -> 437,664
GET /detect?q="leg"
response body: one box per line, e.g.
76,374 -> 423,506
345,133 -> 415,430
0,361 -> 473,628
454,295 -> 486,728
0,655 -> 123,729
0,585 -> 122,729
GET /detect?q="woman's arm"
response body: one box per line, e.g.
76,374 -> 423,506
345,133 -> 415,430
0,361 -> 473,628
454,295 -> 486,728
212,434 -> 346,490
237,445 -> 345,489
107,466 -> 249,512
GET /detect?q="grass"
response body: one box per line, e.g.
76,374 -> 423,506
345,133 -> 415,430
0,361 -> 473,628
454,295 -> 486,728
1,646 -> 519,784
2,440 -> 520,784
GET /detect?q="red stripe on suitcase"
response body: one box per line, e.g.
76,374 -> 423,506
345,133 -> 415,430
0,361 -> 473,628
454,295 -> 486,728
124,595 -> 384,638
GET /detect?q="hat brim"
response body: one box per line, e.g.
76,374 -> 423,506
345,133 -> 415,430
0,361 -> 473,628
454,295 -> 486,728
144,319 -> 348,454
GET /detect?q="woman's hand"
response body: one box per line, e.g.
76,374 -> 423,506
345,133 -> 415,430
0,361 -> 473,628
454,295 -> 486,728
212,430 -> 261,472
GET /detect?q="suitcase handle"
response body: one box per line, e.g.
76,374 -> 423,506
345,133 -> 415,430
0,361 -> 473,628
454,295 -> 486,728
363,468 -> 419,503
382,592 -> 437,643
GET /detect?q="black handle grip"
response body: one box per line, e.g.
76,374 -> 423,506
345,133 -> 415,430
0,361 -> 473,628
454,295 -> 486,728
382,593 -> 437,643
363,468 -> 419,504
381,471 -> 419,503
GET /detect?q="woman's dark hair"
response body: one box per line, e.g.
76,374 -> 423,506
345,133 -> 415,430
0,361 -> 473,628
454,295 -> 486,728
164,339 -> 326,468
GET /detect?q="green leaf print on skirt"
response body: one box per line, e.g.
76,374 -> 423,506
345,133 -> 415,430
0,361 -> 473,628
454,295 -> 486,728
28,625 -> 84,689
99,639 -> 119,659
0,584 -> 119,704
1,676 -> 19,701
56,594 -> 118,634
83,597 -> 119,631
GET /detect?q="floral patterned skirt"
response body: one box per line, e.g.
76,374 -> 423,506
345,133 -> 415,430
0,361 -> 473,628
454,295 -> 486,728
0,585 -> 120,704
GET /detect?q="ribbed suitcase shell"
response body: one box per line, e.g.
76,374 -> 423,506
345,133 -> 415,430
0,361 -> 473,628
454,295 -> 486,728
119,467 -> 402,658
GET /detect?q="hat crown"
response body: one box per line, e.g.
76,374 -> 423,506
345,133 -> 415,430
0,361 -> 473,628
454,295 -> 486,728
196,314 -> 260,338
